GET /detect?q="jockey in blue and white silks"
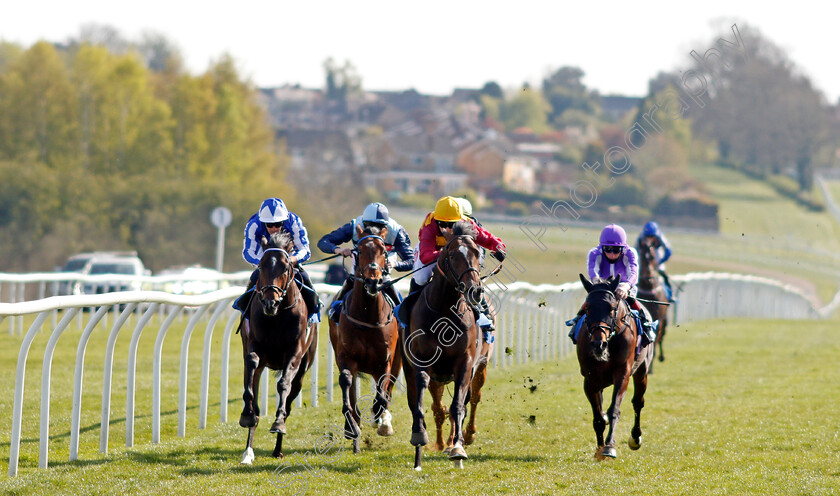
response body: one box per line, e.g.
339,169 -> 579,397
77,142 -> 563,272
234,198 -> 321,324
318,202 -> 413,321
635,221 -> 675,301
568,224 -> 656,345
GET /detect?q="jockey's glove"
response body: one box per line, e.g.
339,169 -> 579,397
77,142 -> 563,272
492,250 -> 506,262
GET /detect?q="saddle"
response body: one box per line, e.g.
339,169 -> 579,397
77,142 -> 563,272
332,288 -> 397,327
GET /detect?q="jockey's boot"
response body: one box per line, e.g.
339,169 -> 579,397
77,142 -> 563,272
475,294 -> 495,344
566,304 -> 587,344
628,297 -> 656,346
232,269 -> 259,313
660,270 -> 676,302
382,280 -> 402,307
297,268 -> 321,325
328,277 -> 353,323
397,279 -> 424,327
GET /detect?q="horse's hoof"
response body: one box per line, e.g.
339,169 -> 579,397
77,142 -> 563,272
270,419 -> 286,434
628,436 -> 642,450
240,447 -> 255,465
410,431 -> 429,447
239,414 -> 258,428
464,430 -> 476,445
271,450 -> 284,459
449,445 -> 468,460
377,423 -> 394,437
659,355 -> 665,362
601,446 -> 617,458
453,459 -> 463,469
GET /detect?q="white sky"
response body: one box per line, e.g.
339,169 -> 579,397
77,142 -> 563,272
3,1 -> 839,102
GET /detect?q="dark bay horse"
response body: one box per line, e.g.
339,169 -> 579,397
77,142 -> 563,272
577,274 -> 654,460
430,299 -> 495,452
239,232 -> 318,464
401,222 -> 483,470
328,224 -> 402,454
637,240 -> 669,371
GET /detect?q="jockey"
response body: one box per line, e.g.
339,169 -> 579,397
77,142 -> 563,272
636,221 -> 675,301
567,224 -> 656,345
317,202 -> 414,321
233,198 -> 321,324
406,196 -> 506,341
455,197 -> 486,265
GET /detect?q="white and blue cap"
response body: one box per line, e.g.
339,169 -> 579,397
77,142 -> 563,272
362,202 -> 389,225
258,198 -> 289,223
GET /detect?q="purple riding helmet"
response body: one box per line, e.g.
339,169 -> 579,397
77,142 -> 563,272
599,224 -> 628,248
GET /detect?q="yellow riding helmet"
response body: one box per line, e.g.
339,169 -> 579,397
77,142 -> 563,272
433,196 -> 463,222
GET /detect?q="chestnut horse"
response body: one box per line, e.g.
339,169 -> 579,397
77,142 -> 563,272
577,274 -> 654,460
238,232 -> 318,464
637,240 -> 669,372
401,222 -> 483,470
328,224 -> 402,454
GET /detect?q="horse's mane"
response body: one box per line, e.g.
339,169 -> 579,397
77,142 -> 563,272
451,220 -> 476,239
266,231 -> 293,251
360,224 -> 383,237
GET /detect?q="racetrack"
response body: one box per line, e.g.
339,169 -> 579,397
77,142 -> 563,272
1,316 -> 838,495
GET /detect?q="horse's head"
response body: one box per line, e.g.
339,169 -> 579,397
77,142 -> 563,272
354,223 -> 389,296
638,240 -> 658,286
579,273 -> 623,361
438,221 -> 483,308
256,232 -> 296,317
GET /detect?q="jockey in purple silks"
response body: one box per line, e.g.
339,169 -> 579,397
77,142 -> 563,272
567,224 -> 656,345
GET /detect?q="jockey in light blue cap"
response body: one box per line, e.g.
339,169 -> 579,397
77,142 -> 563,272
567,224 -> 656,345
233,198 -> 321,324
636,221 -> 674,301
317,202 -> 414,322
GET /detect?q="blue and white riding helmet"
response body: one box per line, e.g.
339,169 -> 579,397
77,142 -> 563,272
362,202 -> 389,225
258,198 -> 289,224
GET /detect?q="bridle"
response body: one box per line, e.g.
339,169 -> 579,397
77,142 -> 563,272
353,234 -> 387,294
584,288 -> 630,342
436,235 -> 481,295
257,248 -> 298,310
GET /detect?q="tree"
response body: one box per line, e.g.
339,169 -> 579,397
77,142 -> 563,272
542,66 -> 599,125
501,86 -> 550,133
691,24 -> 829,190
479,81 -> 503,100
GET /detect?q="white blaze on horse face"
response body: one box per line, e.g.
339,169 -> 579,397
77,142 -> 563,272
459,245 -> 470,260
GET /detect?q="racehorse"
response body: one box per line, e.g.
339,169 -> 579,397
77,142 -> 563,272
401,221 -> 483,470
238,232 -> 318,464
637,240 -> 669,371
577,274 -> 654,460
328,224 -> 402,454
429,300 -> 495,452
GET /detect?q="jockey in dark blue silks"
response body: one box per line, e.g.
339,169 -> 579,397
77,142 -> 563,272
317,202 -> 414,322
567,224 -> 656,345
233,198 -> 321,324
636,221 -> 675,302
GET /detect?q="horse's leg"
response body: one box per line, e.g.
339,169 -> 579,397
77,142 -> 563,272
240,425 -> 257,465
271,356 -> 301,436
657,314 -> 666,363
239,349 -> 260,428
584,378 -> 607,459
271,355 -> 308,459
602,371 -> 632,459
373,365 -> 395,437
465,345 -> 489,445
628,366 -> 648,450
448,359 -> 472,464
410,370 -> 431,449
337,365 -> 362,453
428,381 -> 447,451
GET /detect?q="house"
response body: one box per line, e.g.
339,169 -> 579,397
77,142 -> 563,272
361,170 -> 469,199
456,135 -> 514,192
502,156 -> 539,194
278,129 -> 355,185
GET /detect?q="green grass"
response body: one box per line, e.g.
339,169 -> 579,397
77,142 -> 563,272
1,316 -> 839,495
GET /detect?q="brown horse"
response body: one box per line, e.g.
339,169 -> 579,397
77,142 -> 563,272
429,299 -> 495,452
401,222 -> 483,470
577,274 -> 654,460
328,224 -> 402,454
637,240 -> 668,371
238,232 -> 318,464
